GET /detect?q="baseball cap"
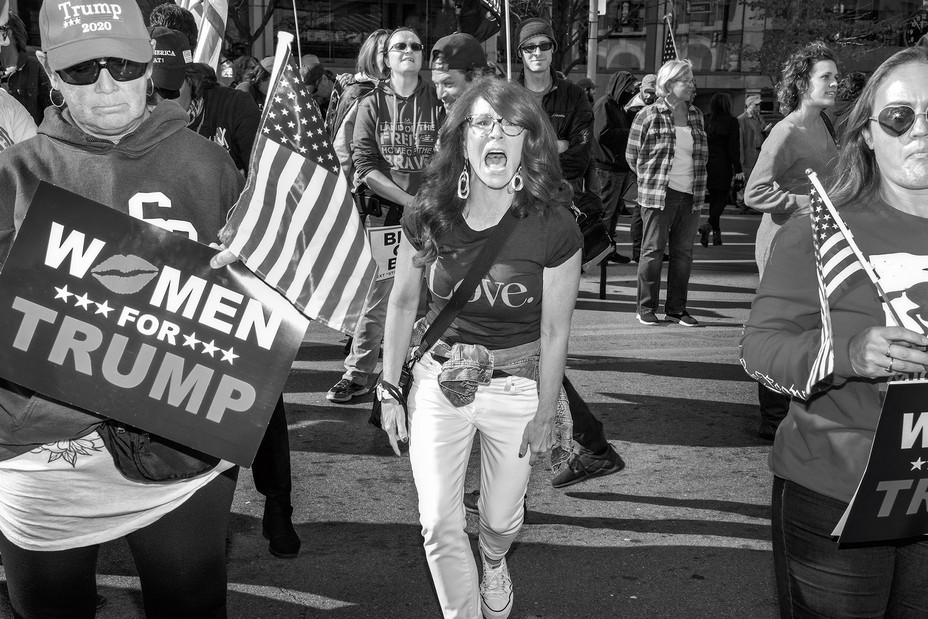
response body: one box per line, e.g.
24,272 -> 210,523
577,77 -> 595,89
746,94 -> 761,106
430,33 -> 486,72
149,26 -> 191,91
640,73 -> 657,91
39,0 -> 153,72
516,17 -> 555,50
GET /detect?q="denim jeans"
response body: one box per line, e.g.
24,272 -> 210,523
637,188 -> 700,314
343,210 -> 393,386
631,204 -> 643,261
772,476 -> 928,618
409,352 -> 535,618
593,168 -> 633,238
251,395 -> 292,511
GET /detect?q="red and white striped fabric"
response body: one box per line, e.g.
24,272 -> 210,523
220,52 -> 376,335
178,0 -> 227,70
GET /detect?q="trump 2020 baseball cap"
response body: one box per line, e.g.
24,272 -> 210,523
39,0 -> 153,72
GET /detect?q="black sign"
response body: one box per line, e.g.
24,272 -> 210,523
0,183 -> 309,466
839,381 -> 928,544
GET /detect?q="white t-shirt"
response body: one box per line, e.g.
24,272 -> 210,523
0,431 -> 233,551
667,126 -> 695,195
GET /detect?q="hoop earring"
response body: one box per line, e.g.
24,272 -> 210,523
457,162 -> 470,200
509,166 -> 524,192
50,88 -> 65,109
146,79 -> 155,97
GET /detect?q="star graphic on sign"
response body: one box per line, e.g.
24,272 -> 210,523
201,340 -> 219,357
94,300 -> 113,318
912,457 -> 927,471
54,285 -> 73,302
73,292 -> 93,310
183,332 -> 201,349
221,347 -> 239,365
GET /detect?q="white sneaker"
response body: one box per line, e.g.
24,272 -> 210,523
479,544 -> 513,619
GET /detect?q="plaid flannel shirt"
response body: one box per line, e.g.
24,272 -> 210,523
625,98 -> 708,210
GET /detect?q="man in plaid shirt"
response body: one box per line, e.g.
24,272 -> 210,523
625,59 -> 707,327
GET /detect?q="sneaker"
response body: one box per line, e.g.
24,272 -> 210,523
551,445 -> 626,489
637,310 -> 659,325
479,544 -> 513,619
757,420 -> 778,441
665,311 -> 698,327
698,225 -> 709,248
326,378 -> 372,402
607,251 -> 631,264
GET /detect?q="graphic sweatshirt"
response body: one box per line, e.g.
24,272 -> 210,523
0,101 -> 244,461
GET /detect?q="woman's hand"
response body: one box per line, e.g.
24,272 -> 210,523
208,243 -> 240,269
849,326 -> 928,378
734,172 -> 745,182
381,400 -> 408,457
519,409 -> 555,466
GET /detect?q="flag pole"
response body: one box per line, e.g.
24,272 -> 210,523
807,170 -> 907,329
664,12 -> 678,60
505,0 -> 512,80
290,0 -> 302,67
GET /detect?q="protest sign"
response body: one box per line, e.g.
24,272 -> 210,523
0,182 -> 309,467
368,225 -> 402,281
836,380 -> 928,545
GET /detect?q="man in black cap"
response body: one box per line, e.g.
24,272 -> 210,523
577,76 -> 596,104
429,32 -> 491,110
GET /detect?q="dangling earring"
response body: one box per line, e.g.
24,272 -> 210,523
509,165 -> 524,192
457,161 -> 470,200
50,88 -> 65,109
146,78 -> 155,97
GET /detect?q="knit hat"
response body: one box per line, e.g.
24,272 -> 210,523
577,77 -> 595,89
40,0 -> 153,71
149,26 -> 191,91
430,33 -> 486,71
640,73 -> 657,92
516,17 -> 556,51
745,94 -> 761,106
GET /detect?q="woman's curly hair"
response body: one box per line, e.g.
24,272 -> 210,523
407,76 -> 572,266
775,41 -> 836,115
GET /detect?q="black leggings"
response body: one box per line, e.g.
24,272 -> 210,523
706,188 -> 729,232
0,466 -> 238,619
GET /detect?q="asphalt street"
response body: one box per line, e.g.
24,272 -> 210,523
1,210 -> 779,618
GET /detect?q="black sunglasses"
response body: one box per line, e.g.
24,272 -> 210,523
520,41 -> 553,54
56,57 -> 148,86
389,42 -> 423,53
0,25 -> 11,36
870,105 -> 928,137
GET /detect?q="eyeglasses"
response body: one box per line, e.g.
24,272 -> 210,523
870,105 -> 928,137
56,57 -> 148,86
466,114 -> 525,137
520,42 -> 553,54
389,42 -> 423,53
0,25 -> 11,36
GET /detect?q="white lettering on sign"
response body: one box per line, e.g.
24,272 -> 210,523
902,412 -> 928,449
44,222 -> 106,278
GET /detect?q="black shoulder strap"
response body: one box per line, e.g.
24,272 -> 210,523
411,210 -> 519,361
820,111 -> 838,147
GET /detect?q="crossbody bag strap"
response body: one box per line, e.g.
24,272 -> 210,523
411,209 -> 519,362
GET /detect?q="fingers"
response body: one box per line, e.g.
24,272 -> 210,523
209,248 -> 239,269
387,432 -> 402,457
518,431 -> 529,459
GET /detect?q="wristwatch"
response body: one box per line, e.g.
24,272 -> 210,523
376,383 -> 398,402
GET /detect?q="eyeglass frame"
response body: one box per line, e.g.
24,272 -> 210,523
465,114 -> 526,137
869,105 -> 928,138
55,57 -> 149,86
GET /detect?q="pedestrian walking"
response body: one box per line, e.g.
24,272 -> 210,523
737,94 -> 768,209
379,75 -> 581,619
626,59 -> 707,327
744,41 -> 839,439
699,92 -> 743,247
741,45 -> 928,617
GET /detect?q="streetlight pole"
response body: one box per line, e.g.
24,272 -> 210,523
587,0 -> 598,82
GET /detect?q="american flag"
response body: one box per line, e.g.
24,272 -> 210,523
178,0 -> 227,70
661,19 -> 678,64
220,53 -> 376,335
805,185 -> 868,392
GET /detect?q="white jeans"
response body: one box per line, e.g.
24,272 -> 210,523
408,352 -> 536,619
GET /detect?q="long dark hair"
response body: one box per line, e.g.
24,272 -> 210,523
775,41 -> 836,115
408,76 -> 572,266
827,47 -> 928,207
705,92 -> 733,135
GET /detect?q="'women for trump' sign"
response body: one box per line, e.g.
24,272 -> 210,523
0,183 -> 309,466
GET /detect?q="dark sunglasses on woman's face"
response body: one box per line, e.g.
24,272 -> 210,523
871,105 -> 928,137
520,41 -> 553,54
56,57 -> 148,86
0,25 -> 11,36
390,42 -> 423,53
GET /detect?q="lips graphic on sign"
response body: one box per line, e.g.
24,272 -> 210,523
91,254 -> 159,295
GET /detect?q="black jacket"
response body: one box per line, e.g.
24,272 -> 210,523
6,55 -> 50,126
519,69 -> 593,183
591,71 -> 637,172
705,113 -> 742,192
190,84 -> 261,173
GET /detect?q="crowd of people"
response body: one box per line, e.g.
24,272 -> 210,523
1,1 -> 927,617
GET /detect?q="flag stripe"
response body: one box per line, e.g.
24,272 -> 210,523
825,262 -> 864,298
